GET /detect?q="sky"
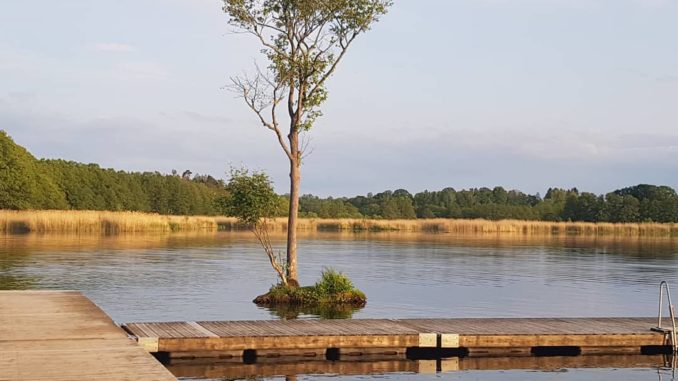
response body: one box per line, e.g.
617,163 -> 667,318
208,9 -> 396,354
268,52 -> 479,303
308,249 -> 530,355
1,0 -> 677,197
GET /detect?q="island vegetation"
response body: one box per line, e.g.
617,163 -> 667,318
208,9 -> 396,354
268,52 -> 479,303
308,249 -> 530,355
254,268 -> 367,311
223,167 -> 366,306
222,0 -> 392,287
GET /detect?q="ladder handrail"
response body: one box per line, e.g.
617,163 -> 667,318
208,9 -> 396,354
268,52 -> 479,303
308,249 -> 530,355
657,281 -> 678,353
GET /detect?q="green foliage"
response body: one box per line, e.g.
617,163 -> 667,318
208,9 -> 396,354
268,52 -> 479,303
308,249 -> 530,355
294,185 -> 678,223
604,193 -> 640,223
615,184 -> 678,222
0,131 -> 67,209
253,268 -> 366,307
562,192 -> 605,222
299,194 -> 361,218
3,132 -> 678,224
265,301 -> 361,319
224,168 -> 280,226
223,0 -> 391,132
314,268 -> 355,297
0,131 -> 227,214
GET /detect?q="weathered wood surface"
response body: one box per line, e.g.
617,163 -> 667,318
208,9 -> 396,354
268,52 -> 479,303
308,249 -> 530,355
123,317 -> 669,357
125,320 -> 428,353
403,318 -> 668,348
402,318 -> 665,334
0,291 -> 176,381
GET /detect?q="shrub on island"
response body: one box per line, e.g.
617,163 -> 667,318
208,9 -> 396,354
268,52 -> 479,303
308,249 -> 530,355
254,268 -> 366,308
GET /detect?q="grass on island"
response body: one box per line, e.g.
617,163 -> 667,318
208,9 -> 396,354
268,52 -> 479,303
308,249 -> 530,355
253,268 -> 367,309
1,210 -> 678,236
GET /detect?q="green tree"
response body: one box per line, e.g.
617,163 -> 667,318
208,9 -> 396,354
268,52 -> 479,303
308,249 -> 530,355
223,0 -> 391,285
562,192 -> 605,222
615,184 -> 678,222
604,193 -> 640,223
0,131 -> 66,209
225,168 -> 289,285
492,186 -> 508,204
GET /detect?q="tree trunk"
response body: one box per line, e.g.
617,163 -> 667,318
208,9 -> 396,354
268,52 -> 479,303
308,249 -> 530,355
286,138 -> 300,286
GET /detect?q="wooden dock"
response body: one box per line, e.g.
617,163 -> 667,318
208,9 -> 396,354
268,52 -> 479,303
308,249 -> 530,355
2,291 -> 674,380
0,291 -> 176,381
123,317 -> 674,362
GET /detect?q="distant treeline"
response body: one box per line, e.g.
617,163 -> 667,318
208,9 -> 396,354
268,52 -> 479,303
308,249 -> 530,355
0,131 -> 227,215
299,185 -> 678,223
2,131 -> 678,223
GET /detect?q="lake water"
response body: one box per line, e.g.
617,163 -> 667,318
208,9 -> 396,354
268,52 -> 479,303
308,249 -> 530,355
1,231 -> 677,380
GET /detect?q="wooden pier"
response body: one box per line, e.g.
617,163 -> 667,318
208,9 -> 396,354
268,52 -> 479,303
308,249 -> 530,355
0,291 -> 176,381
123,317 -> 674,362
2,291 -> 674,380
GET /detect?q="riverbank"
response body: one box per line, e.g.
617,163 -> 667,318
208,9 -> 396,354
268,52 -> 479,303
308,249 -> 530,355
1,210 -> 677,236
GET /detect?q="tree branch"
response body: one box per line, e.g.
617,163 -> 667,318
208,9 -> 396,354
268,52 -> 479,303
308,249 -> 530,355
307,32 -> 359,99
253,220 -> 287,285
229,75 -> 293,160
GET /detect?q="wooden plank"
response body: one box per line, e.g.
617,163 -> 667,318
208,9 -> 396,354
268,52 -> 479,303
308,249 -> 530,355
0,290 -> 176,381
459,333 -> 665,348
198,319 -> 420,337
156,334 -> 420,352
399,318 -> 666,335
124,317 -> 668,356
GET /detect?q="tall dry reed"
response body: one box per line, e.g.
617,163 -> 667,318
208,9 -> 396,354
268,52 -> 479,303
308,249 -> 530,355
1,211 -> 676,236
248,217 -> 678,237
0,210 -> 223,234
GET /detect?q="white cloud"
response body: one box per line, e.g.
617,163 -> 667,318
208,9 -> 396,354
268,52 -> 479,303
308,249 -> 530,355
183,111 -> 232,124
630,0 -> 670,7
0,48 -> 36,71
114,61 -> 169,80
94,42 -> 136,53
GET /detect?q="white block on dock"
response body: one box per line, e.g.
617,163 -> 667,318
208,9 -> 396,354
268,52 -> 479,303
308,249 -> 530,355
137,337 -> 159,352
418,333 -> 437,347
441,333 -> 460,348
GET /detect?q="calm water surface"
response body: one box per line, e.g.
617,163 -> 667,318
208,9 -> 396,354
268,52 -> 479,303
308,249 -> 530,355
1,231 -> 677,380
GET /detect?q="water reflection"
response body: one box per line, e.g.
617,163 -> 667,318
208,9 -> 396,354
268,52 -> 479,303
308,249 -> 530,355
2,231 -> 678,255
262,303 -> 363,319
2,231 -> 678,380
0,244 -> 36,289
1,231 -> 677,323
165,355 -> 676,380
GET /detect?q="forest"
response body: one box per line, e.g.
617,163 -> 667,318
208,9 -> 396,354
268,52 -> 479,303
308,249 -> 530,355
2,131 -> 677,223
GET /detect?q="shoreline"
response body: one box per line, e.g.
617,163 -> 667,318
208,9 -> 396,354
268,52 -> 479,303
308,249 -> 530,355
1,210 -> 677,237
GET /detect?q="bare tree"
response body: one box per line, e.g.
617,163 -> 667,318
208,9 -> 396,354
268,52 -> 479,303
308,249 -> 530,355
223,0 -> 391,286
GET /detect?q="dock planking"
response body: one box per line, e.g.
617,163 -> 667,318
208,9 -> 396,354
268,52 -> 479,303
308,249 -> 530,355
0,291 -> 176,381
2,290 -> 672,379
123,317 -> 673,361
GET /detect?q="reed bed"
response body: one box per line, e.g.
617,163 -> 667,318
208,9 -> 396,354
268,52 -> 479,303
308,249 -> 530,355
1,211 -> 677,237
290,219 -> 678,236
246,218 -> 678,237
0,210 -> 221,234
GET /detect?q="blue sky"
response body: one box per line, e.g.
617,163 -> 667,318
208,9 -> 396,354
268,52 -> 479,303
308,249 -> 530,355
1,0 -> 677,196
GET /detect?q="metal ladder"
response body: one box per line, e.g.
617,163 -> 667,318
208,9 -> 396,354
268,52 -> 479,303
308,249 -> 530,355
652,281 -> 678,353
